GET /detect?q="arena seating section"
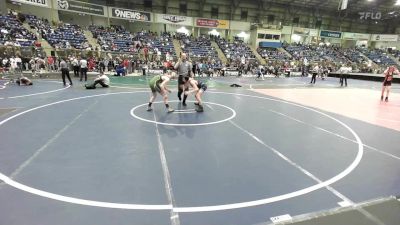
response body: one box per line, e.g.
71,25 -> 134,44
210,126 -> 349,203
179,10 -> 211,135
89,25 -> 133,52
359,48 -> 397,66
135,31 -> 176,56
2,12 -> 400,71
178,34 -> 219,60
216,37 -> 255,61
0,14 -> 36,46
284,44 -> 349,65
89,26 -> 175,57
257,48 -> 291,61
26,14 -> 87,49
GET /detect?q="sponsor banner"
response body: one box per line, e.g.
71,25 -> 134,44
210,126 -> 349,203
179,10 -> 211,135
320,30 -> 342,38
155,14 -> 193,26
343,32 -> 370,40
57,0 -> 105,16
371,34 -> 398,42
196,18 -> 229,29
292,27 -> 319,36
9,0 -> 50,8
111,7 -> 151,22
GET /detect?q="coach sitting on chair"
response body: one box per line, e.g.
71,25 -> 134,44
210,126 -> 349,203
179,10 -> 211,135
85,71 -> 110,89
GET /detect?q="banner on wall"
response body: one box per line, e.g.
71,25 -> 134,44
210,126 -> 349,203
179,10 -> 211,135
9,0 -> 50,8
155,14 -> 193,26
57,0 -> 105,16
320,30 -> 342,38
111,8 -> 151,22
371,34 -> 398,42
293,27 -> 318,36
343,32 -> 370,40
196,18 -> 229,29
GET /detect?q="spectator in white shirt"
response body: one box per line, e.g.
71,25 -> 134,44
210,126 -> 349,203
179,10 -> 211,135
339,64 -> 352,87
80,58 -> 88,82
15,56 -> 22,74
72,57 -> 80,77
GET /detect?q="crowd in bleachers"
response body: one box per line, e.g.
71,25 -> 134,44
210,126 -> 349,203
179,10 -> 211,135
90,25 -> 134,52
2,10 -> 400,77
216,37 -> 255,62
46,24 -> 88,49
89,26 -> 175,60
0,12 -> 36,47
135,31 -> 175,57
178,34 -> 219,60
389,49 -> 400,60
285,44 -> 349,65
25,14 -> 89,49
359,48 -> 397,66
257,48 -> 291,61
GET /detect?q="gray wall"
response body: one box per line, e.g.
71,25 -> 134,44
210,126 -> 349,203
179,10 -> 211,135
93,0 -> 399,34
0,0 -> 7,15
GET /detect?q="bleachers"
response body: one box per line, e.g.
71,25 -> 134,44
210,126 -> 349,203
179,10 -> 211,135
359,48 -> 397,66
216,37 -> 255,61
89,26 -> 175,57
0,14 -> 36,47
178,34 -> 219,60
284,44 -> 349,64
135,31 -> 176,57
89,25 -> 134,52
257,48 -> 291,61
46,24 -> 87,49
338,48 -> 367,64
25,14 -> 87,49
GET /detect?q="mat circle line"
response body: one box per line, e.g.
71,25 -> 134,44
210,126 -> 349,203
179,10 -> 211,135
0,91 -> 364,212
130,100 -> 236,126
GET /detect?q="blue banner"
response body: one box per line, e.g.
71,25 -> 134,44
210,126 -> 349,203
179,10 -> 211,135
320,30 -> 342,38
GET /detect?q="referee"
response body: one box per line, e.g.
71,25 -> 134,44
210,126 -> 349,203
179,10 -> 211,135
60,58 -> 72,86
174,53 -> 193,106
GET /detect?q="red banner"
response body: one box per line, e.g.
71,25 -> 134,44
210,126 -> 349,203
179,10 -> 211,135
196,18 -> 229,29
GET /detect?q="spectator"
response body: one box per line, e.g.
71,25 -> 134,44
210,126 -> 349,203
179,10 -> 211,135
80,57 -> 88,82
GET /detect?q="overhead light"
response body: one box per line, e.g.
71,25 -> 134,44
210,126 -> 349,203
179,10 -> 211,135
208,29 -> 220,36
237,31 -> 248,38
291,34 -> 301,42
396,0 -> 400,5
177,26 -> 189,35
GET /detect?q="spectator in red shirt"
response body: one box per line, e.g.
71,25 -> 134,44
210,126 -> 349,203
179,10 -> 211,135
47,56 -> 55,72
143,47 -> 149,61
88,58 -> 95,72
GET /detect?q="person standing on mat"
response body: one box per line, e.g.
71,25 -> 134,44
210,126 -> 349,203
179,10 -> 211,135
183,76 -> 207,112
80,57 -> 88,82
339,64 -> 351,87
60,58 -> 72,86
310,63 -> 319,84
381,66 -> 399,102
147,71 -> 176,113
174,53 -> 193,106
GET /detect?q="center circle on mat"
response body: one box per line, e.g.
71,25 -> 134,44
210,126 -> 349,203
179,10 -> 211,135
0,91 -> 364,212
130,100 -> 236,126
